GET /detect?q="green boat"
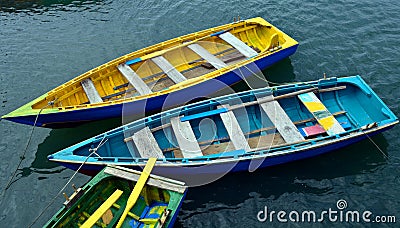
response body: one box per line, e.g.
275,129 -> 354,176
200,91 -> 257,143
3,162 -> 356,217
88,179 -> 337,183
44,164 -> 187,228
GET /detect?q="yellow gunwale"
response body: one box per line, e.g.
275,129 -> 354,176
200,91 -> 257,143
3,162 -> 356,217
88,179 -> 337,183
3,17 -> 298,118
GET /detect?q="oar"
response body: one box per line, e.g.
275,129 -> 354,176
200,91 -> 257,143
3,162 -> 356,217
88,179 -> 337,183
115,157 -> 157,228
123,85 -> 347,143
227,85 -> 346,111
125,28 -> 233,65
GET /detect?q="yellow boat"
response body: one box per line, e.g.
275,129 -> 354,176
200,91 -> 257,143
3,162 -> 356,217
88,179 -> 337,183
2,17 -> 298,128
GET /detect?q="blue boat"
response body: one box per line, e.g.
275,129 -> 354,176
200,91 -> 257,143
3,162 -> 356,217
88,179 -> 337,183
2,17 -> 298,128
48,76 -> 398,185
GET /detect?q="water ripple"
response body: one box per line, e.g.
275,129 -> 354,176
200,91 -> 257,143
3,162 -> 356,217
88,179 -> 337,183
1,0 -> 400,227
0,0 -> 107,14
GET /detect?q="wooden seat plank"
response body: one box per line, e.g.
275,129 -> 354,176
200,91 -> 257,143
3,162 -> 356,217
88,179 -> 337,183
104,166 -> 187,194
188,44 -> 227,69
117,64 -> 152,95
219,105 -> 250,151
259,95 -> 305,143
298,92 -> 345,136
170,117 -> 203,158
219,32 -> 258,58
81,78 -> 103,104
151,56 -> 186,84
132,127 -> 165,158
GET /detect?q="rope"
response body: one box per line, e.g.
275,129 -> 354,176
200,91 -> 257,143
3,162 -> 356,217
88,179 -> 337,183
361,128 -> 389,160
3,100 -> 56,193
239,63 -> 321,90
28,135 -> 108,227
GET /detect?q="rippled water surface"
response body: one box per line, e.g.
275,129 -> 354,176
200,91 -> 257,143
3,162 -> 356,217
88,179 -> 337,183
0,0 -> 399,227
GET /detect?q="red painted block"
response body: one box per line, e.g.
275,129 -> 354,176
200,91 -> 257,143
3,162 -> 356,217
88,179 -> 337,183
300,124 -> 326,137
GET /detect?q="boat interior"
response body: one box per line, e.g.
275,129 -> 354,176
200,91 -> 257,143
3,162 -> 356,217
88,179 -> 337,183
32,19 -> 286,110
49,176 -> 174,227
71,78 -> 393,161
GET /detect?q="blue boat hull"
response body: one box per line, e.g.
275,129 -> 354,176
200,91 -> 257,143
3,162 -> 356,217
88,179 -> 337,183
7,45 -> 298,128
54,124 -> 394,183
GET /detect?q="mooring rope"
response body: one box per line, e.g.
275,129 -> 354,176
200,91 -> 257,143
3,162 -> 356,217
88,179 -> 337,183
28,135 -> 108,227
361,128 -> 389,160
3,100 -> 57,193
239,63 -> 324,91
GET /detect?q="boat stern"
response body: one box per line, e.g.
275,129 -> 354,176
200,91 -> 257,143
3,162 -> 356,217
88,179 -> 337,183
337,75 -> 399,127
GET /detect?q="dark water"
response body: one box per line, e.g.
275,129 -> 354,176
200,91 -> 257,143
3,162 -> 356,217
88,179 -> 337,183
1,0 -> 399,227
